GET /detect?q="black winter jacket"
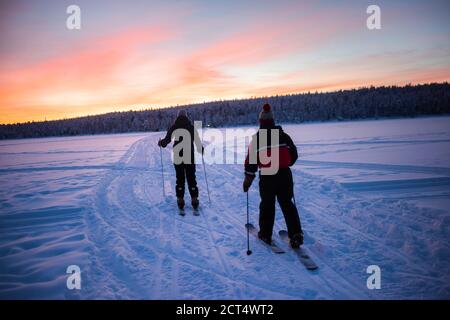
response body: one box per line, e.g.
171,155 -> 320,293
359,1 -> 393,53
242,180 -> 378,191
160,115 -> 203,164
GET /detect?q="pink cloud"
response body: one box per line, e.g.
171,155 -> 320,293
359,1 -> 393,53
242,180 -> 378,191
0,25 -> 175,122
1,2 -> 448,124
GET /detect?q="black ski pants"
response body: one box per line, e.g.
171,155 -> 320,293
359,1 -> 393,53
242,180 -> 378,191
259,168 -> 303,239
174,163 -> 199,198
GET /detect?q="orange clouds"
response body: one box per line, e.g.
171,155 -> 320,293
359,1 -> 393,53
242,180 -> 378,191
0,2 -> 449,124
0,26 -> 174,123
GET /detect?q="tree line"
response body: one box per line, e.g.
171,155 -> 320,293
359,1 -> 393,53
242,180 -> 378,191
1,82 -> 449,140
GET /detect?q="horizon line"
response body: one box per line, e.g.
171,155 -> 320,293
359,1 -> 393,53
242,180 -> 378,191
2,81 -> 448,126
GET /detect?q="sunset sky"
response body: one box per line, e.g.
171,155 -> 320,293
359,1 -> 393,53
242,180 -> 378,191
0,0 -> 449,124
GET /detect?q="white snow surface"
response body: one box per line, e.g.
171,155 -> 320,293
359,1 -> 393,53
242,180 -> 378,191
0,117 -> 449,299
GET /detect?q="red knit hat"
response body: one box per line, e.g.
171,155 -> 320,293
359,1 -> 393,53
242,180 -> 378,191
259,103 -> 274,126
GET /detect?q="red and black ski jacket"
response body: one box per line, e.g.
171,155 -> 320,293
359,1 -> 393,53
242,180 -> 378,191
244,125 -> 298,177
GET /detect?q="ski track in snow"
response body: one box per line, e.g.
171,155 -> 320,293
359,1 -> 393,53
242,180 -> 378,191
0,117 -> 449,299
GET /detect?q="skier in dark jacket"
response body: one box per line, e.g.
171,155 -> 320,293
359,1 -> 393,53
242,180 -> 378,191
243,103 -> 304,248
158,110 -> 203,210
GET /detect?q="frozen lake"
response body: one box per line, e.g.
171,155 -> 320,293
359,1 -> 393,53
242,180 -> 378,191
0,117 -> 449,299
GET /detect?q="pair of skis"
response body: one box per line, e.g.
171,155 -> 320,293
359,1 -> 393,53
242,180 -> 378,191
179,209 -> 200,216
246,223 -> 318,271
177,198 -> 200,216
179,207 -> 200,216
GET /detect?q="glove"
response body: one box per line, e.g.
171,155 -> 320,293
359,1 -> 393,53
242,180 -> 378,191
196,145 -> 204,154
243,175 -> 255,192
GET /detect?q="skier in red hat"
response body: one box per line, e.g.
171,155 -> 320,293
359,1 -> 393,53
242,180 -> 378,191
243,103 -> 304,248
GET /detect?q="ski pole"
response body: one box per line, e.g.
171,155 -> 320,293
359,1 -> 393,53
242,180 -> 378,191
246,191 -> 252,255
159,139 -> 166,198
202,154 -> 211,205
292,175 -> 297,207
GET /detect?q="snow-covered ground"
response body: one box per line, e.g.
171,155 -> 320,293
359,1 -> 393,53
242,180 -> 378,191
0,117 -> 449,299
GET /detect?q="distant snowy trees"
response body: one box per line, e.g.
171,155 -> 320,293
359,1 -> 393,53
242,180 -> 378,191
1,82 -> 449,139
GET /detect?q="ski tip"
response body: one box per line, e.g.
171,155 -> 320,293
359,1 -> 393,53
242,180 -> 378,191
306,265 -> 319,271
